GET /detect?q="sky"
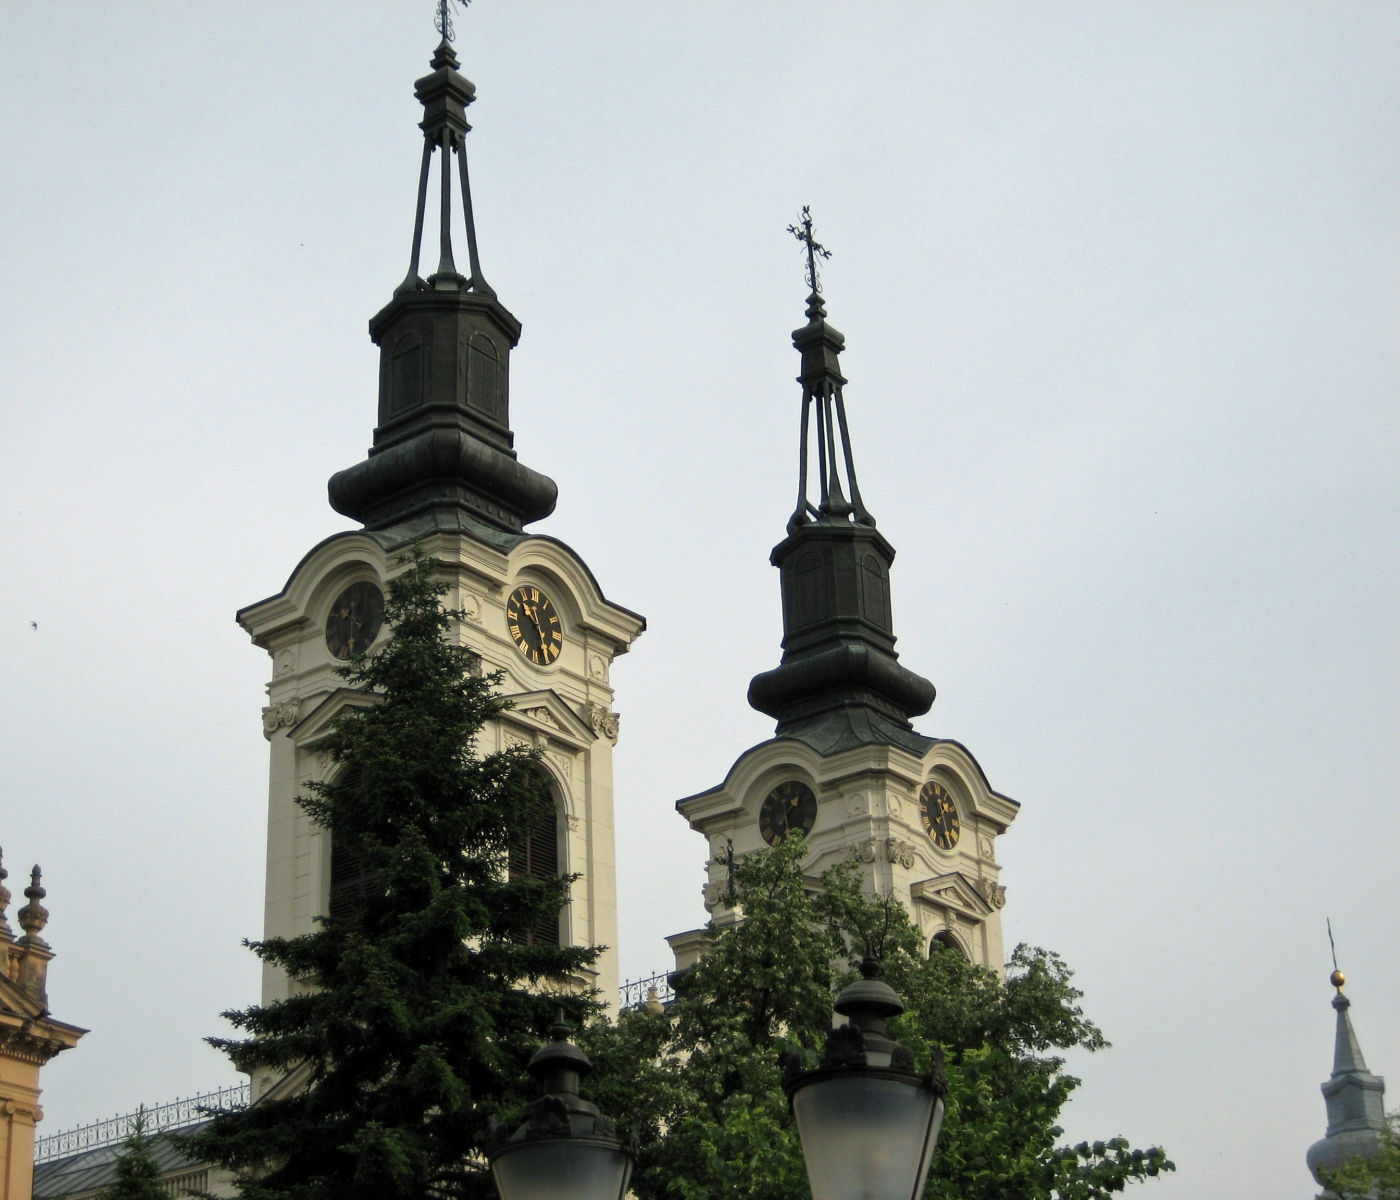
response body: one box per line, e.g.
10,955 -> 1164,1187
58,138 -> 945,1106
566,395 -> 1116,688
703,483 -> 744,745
0,3 -> 1396,1198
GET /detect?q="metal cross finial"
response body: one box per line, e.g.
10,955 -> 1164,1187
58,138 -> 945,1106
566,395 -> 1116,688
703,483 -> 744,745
788,205 -> 832,294
435,0 -> 468,43
1327,917 -> 1339,971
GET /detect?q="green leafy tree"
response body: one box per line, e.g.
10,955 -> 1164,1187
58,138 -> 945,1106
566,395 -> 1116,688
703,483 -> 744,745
1318,1113 -> 1400,1199
99,1110 -> 168,1200
582,837 -> 1173,1200
185,547 -> 596,1200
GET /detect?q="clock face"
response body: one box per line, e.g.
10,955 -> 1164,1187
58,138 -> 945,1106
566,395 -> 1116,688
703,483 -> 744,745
759,781 -> 818,847
325,581 -> 384,660
506,585 -> 563,665
919,780 -> 960,850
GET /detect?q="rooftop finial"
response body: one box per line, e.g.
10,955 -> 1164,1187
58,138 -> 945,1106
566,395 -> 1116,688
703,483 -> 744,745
435,0 -> 467,44
788,206 -> 832,298
17,864 -> 48,946
1327,918 -> 1345,990
0,846 -> 12,941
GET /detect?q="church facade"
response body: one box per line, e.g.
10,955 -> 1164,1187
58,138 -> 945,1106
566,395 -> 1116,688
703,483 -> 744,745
236,38 -> 644,1097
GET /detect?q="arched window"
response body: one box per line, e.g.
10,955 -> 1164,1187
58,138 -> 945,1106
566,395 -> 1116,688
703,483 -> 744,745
389,333 -> 424,415
929,930 -> 967,960
467,332 -> 500,420
327,767 -> 377,920
509,776 -> 561,946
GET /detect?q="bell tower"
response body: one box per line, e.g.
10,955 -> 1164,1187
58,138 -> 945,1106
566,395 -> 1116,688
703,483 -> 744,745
669,213 -> 1018,973
237,21 -> 644,1086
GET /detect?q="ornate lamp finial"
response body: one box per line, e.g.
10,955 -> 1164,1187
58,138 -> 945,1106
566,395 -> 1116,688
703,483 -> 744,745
17,865 -> 48,945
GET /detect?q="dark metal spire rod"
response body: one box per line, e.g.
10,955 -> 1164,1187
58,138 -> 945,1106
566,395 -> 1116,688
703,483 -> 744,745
396,16 -> 491,297
437,128 -> 457,278
787,208 -> 873,533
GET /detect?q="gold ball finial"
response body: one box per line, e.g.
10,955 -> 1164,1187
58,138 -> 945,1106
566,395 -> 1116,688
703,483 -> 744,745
1330,969 -> 1346,990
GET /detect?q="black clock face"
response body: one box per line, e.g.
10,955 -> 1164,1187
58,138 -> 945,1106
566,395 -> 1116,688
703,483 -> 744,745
759,781 -> 818,847
507,585 -> 563,665
326,581 -> 384,660
919,780 -> 960,850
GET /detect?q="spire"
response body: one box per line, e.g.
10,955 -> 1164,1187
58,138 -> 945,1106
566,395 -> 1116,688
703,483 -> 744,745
748,213 -> 936,754
785,208 -> 872,533
327,7 -> 557,539
1306,960 -> 1387,1187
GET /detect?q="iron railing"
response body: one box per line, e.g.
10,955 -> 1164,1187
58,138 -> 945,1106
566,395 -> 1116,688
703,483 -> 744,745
34,1083 -> 250,1164
619,970 -> 674,1011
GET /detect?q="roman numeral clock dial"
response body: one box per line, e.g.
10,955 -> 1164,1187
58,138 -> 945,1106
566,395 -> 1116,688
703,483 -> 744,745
506,586 -> 563,665
919,780 -> 961,850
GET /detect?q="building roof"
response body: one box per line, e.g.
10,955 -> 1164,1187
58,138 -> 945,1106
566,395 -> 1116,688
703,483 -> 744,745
33,1123 -> 211,1200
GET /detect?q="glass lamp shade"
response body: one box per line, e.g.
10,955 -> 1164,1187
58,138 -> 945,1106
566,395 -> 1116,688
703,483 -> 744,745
790,1072 -> 944,1200
490,1136 -> 633,1200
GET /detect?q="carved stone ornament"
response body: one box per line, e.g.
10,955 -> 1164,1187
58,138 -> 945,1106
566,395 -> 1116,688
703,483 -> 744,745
520,706 -> 561,729
262,698 -> 301,739
980,836 -> 996,862
884,837 -> 917,869
976,878 -> 1007,909
850,838 -> 878,864
844,792 -> 867,816
587,653 -> 608,683
583,702 -> 620,743
459,590 -> 483,624
274,648 -> 297,678
565,814 -> 580,833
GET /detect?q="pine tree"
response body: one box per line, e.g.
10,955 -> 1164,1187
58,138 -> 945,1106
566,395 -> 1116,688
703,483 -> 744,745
99,1110 -> 168,1200
581,837 -> 1174,1200
186,547 -> 597,1200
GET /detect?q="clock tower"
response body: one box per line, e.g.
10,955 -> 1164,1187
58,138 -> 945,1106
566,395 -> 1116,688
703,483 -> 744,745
237,33 -> 644,1075
670,218 -> 1018,973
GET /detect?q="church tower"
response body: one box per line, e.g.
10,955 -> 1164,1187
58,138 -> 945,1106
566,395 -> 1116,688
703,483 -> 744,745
669,215 -> 1018,973
1307,966 -> 1388,1188
237,28 -> 644,1082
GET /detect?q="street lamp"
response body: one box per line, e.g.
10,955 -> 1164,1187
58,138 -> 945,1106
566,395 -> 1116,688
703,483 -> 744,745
488,1015 -> 633,1200
784,954 -> 946,1200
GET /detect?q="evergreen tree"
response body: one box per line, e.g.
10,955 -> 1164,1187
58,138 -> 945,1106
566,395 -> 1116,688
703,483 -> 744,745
1318,1113 -> 1400,1200
187,547 -> 596,1200
99,1110 -> 168,1200
581,837 -> 1174,1200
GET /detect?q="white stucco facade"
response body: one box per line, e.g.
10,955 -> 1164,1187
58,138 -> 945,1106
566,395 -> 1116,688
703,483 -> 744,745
239,525 -> 643,1093
671,735 -> 1019,975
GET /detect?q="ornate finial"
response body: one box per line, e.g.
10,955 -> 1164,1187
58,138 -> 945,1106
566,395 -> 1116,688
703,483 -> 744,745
859,939 -> 881,980
17,865 -> 48,944
0,846 -> 12,939
1327,918 -> 1344,990
788,206 -> 832,297
435,0 -> 469,44
549,1008 -> 571,1041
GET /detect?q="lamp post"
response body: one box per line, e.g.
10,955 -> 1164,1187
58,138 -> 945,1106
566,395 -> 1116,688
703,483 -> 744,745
488,1016 -> 633,1200
783,954 -> 947,1200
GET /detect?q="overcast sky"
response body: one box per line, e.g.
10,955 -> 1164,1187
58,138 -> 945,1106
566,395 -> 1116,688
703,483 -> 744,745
0,4 -> 1395,1198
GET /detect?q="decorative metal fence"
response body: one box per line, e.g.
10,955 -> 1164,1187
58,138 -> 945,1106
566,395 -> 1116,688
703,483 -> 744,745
34,1083 -> 250,1164
619,970 -> 674,1012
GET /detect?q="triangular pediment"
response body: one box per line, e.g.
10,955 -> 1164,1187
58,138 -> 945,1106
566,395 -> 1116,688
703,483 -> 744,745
288,687 -> 383,747
910,871 -> 995,919
0,967 -> 46,1021
499,689 -> 597,750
